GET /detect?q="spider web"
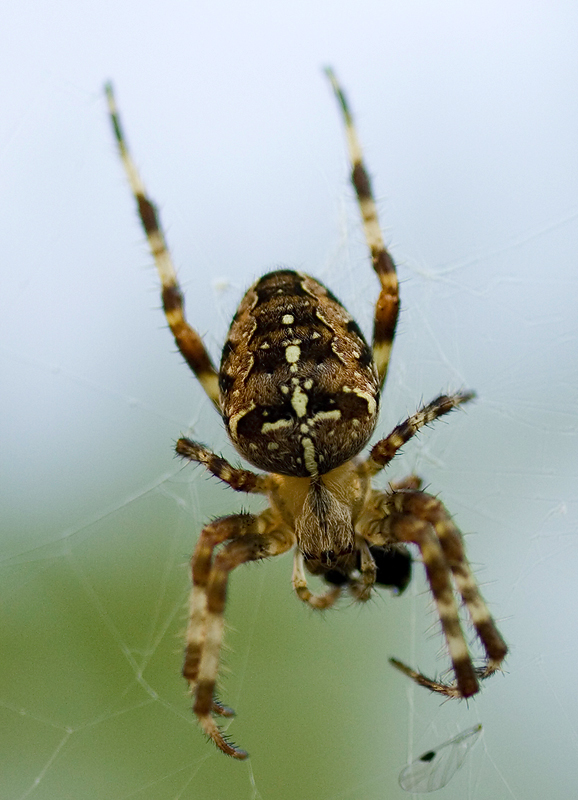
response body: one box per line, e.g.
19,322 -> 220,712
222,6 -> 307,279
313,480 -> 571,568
2,4 -> 578,799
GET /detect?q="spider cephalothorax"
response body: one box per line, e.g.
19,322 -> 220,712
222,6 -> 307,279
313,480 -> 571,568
106,68 -> 508,760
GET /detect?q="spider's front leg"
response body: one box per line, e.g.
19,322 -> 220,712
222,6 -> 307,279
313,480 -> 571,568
105,84 -> 221,408
186,511 -> 292,759
396,491 -> 508,677
365,489 -> 507,698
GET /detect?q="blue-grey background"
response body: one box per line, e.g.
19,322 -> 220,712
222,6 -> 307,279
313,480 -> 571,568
2,1 -> 577,798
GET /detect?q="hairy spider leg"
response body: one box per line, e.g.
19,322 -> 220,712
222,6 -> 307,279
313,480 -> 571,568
292,550 -> 344,608
176,439 -> 269,493
186,512 -> 293,759
326,68 -> 399,389
367,489 -> 507,697
399,491 -> 508,675
105,84 -> 220,407
363,392 -> 475,476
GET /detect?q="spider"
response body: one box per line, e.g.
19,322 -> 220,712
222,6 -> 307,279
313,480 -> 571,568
105,68 -> 507,760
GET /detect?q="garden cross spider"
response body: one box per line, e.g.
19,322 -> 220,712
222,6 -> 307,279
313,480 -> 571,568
105,69 -> 507,759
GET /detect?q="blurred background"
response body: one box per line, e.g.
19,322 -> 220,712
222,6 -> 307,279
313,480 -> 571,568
2,1 -> 577,798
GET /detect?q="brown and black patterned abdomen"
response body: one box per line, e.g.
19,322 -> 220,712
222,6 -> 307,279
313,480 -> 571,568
219,270 -> 380,476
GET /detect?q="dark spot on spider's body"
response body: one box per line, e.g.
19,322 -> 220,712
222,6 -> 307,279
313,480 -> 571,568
322,568 -> 350,586
333,390 -> 378,421
221,339 -> 235,361
358,343 -> 374,368
345,318 -> 364,339
218,371 -> 234,395
235,405 -> 295,439
253,349 -> 281,375
254,270 -> 310,303
346,320 -> 374,367
323,544 -> 412,594
373,545 -> 412,592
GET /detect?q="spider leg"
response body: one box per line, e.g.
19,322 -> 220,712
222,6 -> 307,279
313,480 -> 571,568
373,496 -> 480,697
389,658 -> 463,697
375,489 -> 506,697
400,491 -> 508,676
177,440 -> 272,721
325,67 -> 399,389
292,551 -> 343,609
347,538 -> 378,602
176,438 -> 269,493
186,512 -> 292,759
389,474 -> 423,491
105,84 -> 220,408
363,392 -> 475,477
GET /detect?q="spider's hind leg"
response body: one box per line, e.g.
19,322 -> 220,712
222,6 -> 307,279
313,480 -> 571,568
105,84 -> 220,407
325,67 -> 399,389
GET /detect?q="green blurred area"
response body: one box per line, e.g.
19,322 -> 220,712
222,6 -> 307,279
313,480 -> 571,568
2,478 -> 418,800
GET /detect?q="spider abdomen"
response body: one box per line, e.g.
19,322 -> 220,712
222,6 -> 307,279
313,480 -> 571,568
220,269 -> 380,476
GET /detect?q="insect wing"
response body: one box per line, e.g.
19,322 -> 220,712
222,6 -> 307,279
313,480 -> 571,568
399,724 -> 482,793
